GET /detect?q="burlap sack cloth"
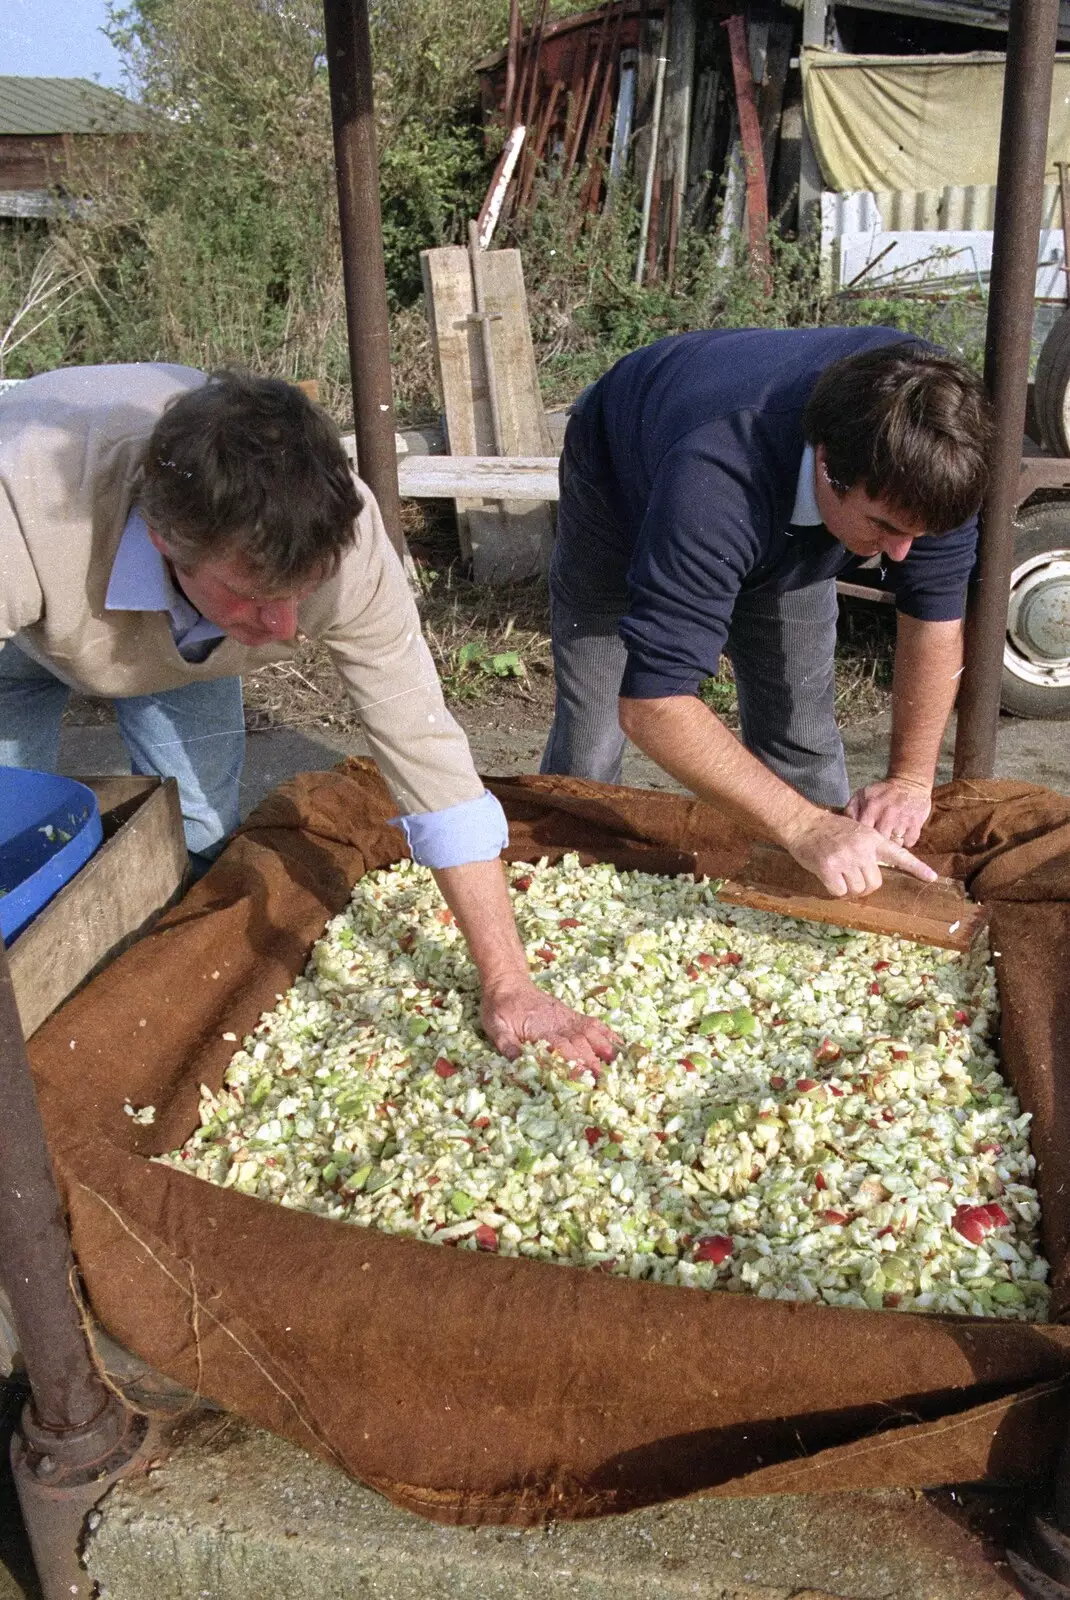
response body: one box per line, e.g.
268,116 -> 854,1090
25,763 -> 1070,1524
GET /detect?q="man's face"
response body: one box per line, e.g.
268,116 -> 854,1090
813,444 -> 927,562
147,529 -> 321,647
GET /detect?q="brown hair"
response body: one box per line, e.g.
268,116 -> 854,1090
803,343 -> 993,533
139,371 -> 362,585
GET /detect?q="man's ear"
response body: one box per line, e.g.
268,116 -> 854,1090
814,443 -> 847,500
145,524 -> 171,558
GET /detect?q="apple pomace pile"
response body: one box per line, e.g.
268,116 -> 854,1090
158,855 -> 1050,1320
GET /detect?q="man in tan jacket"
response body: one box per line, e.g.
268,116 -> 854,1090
0,363 -> 616,1068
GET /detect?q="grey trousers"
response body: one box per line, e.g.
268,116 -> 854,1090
539,581 -> 850,808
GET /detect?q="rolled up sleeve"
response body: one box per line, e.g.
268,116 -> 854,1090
391,790 -> 509,868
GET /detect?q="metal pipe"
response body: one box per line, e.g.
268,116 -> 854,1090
953,0 -> 1060,779
0,941 -> 112,1434
0,937 -> 153,1599
322,0 -> 405,561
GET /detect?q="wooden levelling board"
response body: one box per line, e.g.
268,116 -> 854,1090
716,840 -> 986,951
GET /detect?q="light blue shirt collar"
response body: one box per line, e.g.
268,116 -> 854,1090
106,508 -> 225,659
790,444 -> 823,526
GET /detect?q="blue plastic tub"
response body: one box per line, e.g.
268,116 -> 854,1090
0,769 -> 103,945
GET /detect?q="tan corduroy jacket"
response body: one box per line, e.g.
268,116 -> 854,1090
0,362 -> 483,817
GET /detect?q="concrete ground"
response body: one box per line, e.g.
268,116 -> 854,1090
11,706 -> 1066,1599
53,704 -> 1070,817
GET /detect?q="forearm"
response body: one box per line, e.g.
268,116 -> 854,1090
618,694 -> 821,847
887,615 -> 964,788
430,858 -> 530,994
431,858 -> 619,1065
621,691 -> 937,897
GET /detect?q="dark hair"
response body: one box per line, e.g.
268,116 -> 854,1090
139,371 -> 362,585
803,343 -> 993,533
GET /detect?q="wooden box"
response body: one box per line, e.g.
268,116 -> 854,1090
9,776 -> 187,1039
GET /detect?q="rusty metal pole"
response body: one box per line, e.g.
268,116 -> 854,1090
322,0 -> 405,560
953,0 -> 1060,778
0,939 -> 149,1598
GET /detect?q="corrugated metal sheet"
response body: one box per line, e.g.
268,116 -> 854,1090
823,184 -> 1063,236
875,184 -> 1062,231
821,188 -> 1069,297
0,77 -> 145,136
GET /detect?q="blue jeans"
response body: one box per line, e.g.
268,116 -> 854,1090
540,584 -> 850,808
0,640 -> 245,862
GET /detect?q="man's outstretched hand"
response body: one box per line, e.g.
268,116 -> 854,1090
480,977 -> 621,1068
781,808 -> 938,898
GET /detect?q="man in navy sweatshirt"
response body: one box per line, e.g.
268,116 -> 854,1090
540,326 -> 993,898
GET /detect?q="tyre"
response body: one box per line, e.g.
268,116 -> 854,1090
1001,501 -> 1070,717
1034,309 -> 1070,453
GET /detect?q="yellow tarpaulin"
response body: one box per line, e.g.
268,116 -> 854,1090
803,48 -> 1070,193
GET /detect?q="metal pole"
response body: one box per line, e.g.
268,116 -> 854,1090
0,939 -> 150,1598
322,0 -> 405,561
0,944 -> 115,1434
953,0 -> 1060,779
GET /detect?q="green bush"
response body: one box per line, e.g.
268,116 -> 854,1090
0,0 -> 514,400
0,0 -> 987,421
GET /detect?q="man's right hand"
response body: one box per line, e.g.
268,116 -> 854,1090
780,810 -> 938,898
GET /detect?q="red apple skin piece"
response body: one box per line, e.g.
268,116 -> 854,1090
952,1203 -> 1008,1244
694,1235 -> 733,1265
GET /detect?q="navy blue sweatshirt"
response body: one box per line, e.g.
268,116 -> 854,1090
550,326 -> 979,700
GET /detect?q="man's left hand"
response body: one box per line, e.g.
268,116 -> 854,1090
480,978 -> 621,1069
846,777 -> 933,850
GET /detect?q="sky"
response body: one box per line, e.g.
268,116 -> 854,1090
2,0 -> 129,91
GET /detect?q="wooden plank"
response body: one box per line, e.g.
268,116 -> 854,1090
714,841 -> 986,952
421,243 -> 555,582
454,244 -> 554,581
421,245 -> 481,563
662,0 -> 696,253
633,14 -> 664,191
9,777 -> 188,1039
476,125 -> 526,248
685,64 -> 720,225
479,251 -> 554,457
398,455 -> 559,500
723,13 -> 771,272
757,18 -> 794,195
